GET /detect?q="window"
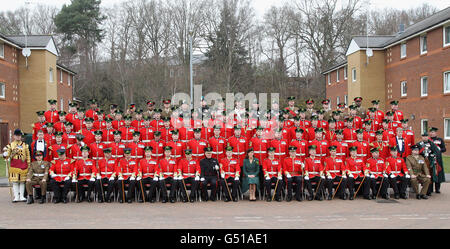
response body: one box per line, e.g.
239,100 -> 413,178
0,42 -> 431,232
336,69 -> 340,82
344,66 -> 347,79
445,119 -> 450,139
444,25 -> 450,47
49,68 -> 54,83
421,119 -> 428,136
0,43 -> 4,59
60,98 -> 64,110
336,96 -> 340,107
0,82 -> 5,99
59,70 -> 63,83
401,81 -> 407,97
327,73 -> 331,85
444,71 -> 450,93
170,69 -> 174,78
400,43 -> 407,58
68,75 -> 71,86
344,95 -> 348,105
352,68 -> 356,82
420,35 -> 427,54
421,76 -> 428,97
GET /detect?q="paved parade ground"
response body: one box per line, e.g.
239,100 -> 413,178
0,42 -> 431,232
0,183 -> 449,229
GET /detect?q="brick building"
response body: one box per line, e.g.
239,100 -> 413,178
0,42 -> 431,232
0,33 -> 75,149
322,7 -> 450,155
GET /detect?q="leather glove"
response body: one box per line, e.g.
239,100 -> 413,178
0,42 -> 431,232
195,176 -> 200,181
64,176 -> 70,181
405,174 -> 410,179
200,177 -> 205,181
89,178 -> 96,182
304,176 -> 309,180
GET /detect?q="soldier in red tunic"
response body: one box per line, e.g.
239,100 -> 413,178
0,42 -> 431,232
219,146 -> 241,202
115,148 -> 137,203
96,148 -> 117,203
73,146 -> 97,202
137,146 -> 160,203
45,99 -> 60,123
366,148 -> 389,199
283,146 -> 305,202
49,149 -> 74,203
177,149 -> 201,203
32,111 -> 47,140
158,146 -> 178,203
324,146 -> 347,200
167,130 -> 186,163
289,128 -> 308,160
386,146 -> 410,199
304,145 -> 325,201
209,126 -> 226,161
263,147 -> 282,202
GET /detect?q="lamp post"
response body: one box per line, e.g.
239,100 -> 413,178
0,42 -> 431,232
189,30 -> 194,109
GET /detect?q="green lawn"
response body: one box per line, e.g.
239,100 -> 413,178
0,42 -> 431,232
0,157 -> 5,178
444,156 -> 450,175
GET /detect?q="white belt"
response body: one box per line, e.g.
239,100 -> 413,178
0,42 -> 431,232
73,156 -> 82,159
184,173 -> 195,176
224,172 -> 235,175
142,140 -> 151,143
357,154 -> 367,157
181,140 -> 189,143
296,153 -> 305,156
79,173 -> 91,176
101,171 -> 113,174
328,170 -> 339,173
123,173 -> 132,176
163,172 -> 173,175
316,154 -> 326,157
143,173 -> 155,176
103,141 -> 112,144
131,156 -> 143,158
391,171 -> 400,174
193,154 -> 204,157
309,171 -> 319,174
92,157 -> 103,160
372,171 -> 382,174
55,174 -> 68,177
267,171 -> 277,174
112,155 -> 123,158
212,151 -> 223,154
350,171 -> 360,174
344,140 -> 355,143
254,151 -> 266,153
122,140 -> 133,143
152,153 -> 163,157
33,173 -> 45,177
172,155 -> 182,158
274,153 -> 285,155
336,153 -> 345,156
232,152 -> 245,155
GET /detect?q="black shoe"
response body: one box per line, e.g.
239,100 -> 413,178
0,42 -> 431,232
416,194 -> 421,199
382,195 -> 389,200
210,198 -> 216,202
106,198 -> 112,203
224,198 -> 230,202
364,196 -> 371,200
318,196 -> 323,201
27,196 -> 34,204
394,194 -> 400,199
87,196 -> 92,203
275,198 -> 282,202
171,199 -> 176,203
98,198 -> 104,203
349,195 -> 354,200
63,198 -> 68,204
190,198 -> 195,203
308,196 -> 313,201
327,195 -> 332,200
436,190 -> 441,194
150,199 -> 156,203
162,198 -> 167,203
127,199 -> 132,203
138,199 -> 144,203
420,194 -> 429,199
39,196 -> 46,204
371,194 -> 376,199
266,197 -> 271,202
286,196 -> 292,202
76,198 -> 81,203
119,199 -> 124,203
296,197 -> 302,202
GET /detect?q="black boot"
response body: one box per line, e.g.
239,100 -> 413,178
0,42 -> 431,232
27,195 -> 34,204
416,194 -> 421,199
394,194 -> 400,199
420,194 -> 429,199
39,195 -> 46,204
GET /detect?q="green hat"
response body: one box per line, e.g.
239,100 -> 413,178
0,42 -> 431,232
36,111 -> 45,116
400,119 -> 409,123
375,130 -> 383,135
349,105 -> 357,110
103,148 -> 112,153
288,146 -> 297,151
332,111 -> 340,116
308,145 -> 317,150
193,128 -> 202,133
335,130 -> 343,135
349,146 -> 357,152
85,117 -> 94,123
154,108 -> 162,113
355,129 -> 364,134
48,99 -> 57,104
363,120 -> 372,125
328,119 -> 336,123
382,119 -> 389,123
171,129 -> 179,135
421,132 -> 429,137
105,117 -> 113,122
46,122 -> 54,127
69,102 -> 78,108
314,127 -> 324,133
385,111 -> 393,116
255,126 -> 264,130
89,99 -> 98,104
225,146 -> 233,151
113,130 -> 122,135
94,130 -> 103,136
162,116 -> 171,122
390,100 -> 399,105
76,134 -> 85,140
184,149 -> 192,155
317,109 -> 325,115
97,109 -> 104,114
371,100 -> 380,105
56,149 -> 66,155
311,115 -> 318,120
55,131 -> 64,137
368,107 -> 376,113
295,128 -> 304,133
123,148 -> 132,154
143,116 -> 151,121
204,147 -> 213,152
410,144 -> 420,151
429,127 -> 438,132
346,117 -> 354,122
124,115 -> 133,120
370,147 -> 379,153
144,146 -> 153,152
115,110 -> 123,115
135,109 -> 143,114
64,121 -> 73,126
77,107 -> 86,112
80,145 -> 90,152
154,131 -> 161,136
287,96 -> 296,100
164,146 -> 172,151
298,108 -> 306,113
132,131 -> 140,136
390,146 -> 398,151
328,145 -> 337,151
293,115 -> 301,121
267,147 -> 276,152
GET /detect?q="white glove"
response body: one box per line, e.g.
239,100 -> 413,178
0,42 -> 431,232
365,173 -> 370,177
286,174 -> 291,179
327,176 -> 332,179
64,176 -> 70,181
137,176 -> 142,181
109,177 -> 115,181
265,176 -> 270,180
390,174 -> 395,178
72,179 -> 77,183
50,173 -> 56,178
405,174 -> 410,179
321,175 -> 325,179
89,178 -> 96,182
278,176 -> 282,180
130,177 -> 136,181
97,174 -> 101,179
200,177 -> 205,181
349,174 -> 354,178
160,176 -> 165,180
370,174 -> 375,179
221,173 -> 225,178
3,151 -> 8,157
118,176 -> 124,180
195,176 -> 200,181
304,176 -> 309,180
215,165 -> 219,170
81,142 -> 85,146
153,176 -> 159,181
342,175 -> 347,179
234,176 -> 239,181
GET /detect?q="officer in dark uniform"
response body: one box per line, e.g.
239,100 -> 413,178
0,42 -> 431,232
199,147 -> 220,201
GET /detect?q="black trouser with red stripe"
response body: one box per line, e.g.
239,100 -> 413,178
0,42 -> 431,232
50,179 -> 71,201
286,176 -> 303,200
95,178 -> 115,200
325,176 -> 346,198
220,177 -> 239,200
138,177 -> 158,201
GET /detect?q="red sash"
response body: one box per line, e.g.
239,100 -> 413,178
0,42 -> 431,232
10,159 -> 28,170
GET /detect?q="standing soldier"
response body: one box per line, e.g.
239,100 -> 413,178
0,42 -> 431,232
308,128 -> 329,161
305,98 -> 316,120
209,126 -> 226,161
109,131 -> 125,160
102,118 -> 116,145
284,96 -> 299,119
406,144 -> 431,199
45,99 -> 60,123
86,99 -> 99,121
167,130 -> 186,163
330,130 -> 349,159
367,100 -> 384,124
417,131 -> 445,196
352,129 -> 370,161
199,147 -> 220,201
188,128 -> 208,161
107,104 -> 117,120
228,126 -> 248,166
145,101 -> 156,120
32,111 -> 47,140
337,103 -> 348,120
428,127 -> 446,194
353,97 -> 366,119
289,128 -> 309,160
390,100 -> 404,122
321,99 -> 333,121
161,99 -> 173,119
148,131 -> 165,161
66,102 -> 78,123
249,126 -> 269,163
26,151 -> 51,204
270,129 -> 288,162
3,129 -> 30,202
283,146 -> 305,202
68,134 -> 85,160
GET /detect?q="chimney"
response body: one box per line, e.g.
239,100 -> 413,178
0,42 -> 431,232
398,24 -> 405,34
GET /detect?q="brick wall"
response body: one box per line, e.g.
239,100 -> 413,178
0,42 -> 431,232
325,66 -> 348,109
57,67 -> 73,112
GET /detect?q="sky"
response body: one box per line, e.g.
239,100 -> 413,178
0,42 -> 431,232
1,0 -> 449,20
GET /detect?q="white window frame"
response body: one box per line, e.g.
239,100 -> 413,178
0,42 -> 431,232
421,76 -> 428,97
445,118 -> 450,139
401,81 -> 407,97
336,69 -> 340,82
327,73 -> 331,85
352,68 -> 356,82
344,95 -> 348,105
0,43 -> 4,59
59,70 -> 63,83
444,25 -> 450,48
68,74 -> 71,86
400,43 -> 407,58
444,71 -> 450,94
421,119 -> 428,136
344,66 -> 348,79
0,82 -> 5,99
336,96 -> 340,107
60,98 -> 64,110
49,67 -> 54,83
420,35 -> 427,54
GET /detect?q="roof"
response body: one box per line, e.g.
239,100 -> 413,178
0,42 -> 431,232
322,60 -> 347,75
382,6 -> 450,47
352,36 -> 395,48
6,35 -> 53,48
57,63 -> 77,75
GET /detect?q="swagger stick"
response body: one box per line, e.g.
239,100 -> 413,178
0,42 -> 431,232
353,175 -> 366,199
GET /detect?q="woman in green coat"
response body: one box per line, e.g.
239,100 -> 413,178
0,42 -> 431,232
242,148 -> 260,201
